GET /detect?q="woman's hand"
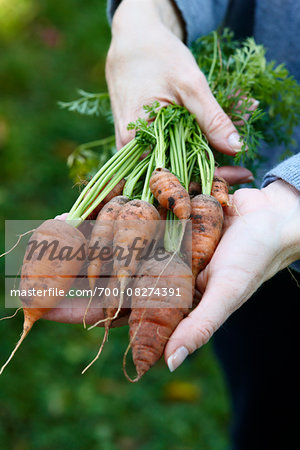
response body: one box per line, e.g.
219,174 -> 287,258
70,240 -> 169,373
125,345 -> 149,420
165,180 -> 300,372
106,0 -> 249,174
43,297 -> 129,327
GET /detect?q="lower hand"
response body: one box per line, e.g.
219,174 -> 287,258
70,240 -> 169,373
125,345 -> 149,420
165,180 -> 300,372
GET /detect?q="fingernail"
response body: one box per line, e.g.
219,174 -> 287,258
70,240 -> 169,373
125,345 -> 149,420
228,133 -> 243,152
246,175 -> 254,182
167,346 -> 189,372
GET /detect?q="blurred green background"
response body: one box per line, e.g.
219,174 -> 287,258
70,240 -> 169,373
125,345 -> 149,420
0,1 -> 230,448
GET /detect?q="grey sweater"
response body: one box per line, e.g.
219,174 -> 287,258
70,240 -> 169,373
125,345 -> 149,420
107,0 -> 300,269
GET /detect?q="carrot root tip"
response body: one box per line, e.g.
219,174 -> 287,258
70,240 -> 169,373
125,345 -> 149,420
81,325 -> 109,374
0,323 -> 33,375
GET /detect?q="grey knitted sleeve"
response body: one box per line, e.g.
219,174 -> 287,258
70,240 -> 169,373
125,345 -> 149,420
261,153 -> 300,191
106,0 -> 229,45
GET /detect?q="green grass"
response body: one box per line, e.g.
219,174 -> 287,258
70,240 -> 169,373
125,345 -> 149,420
0,318 -> 229,450
0,1 -> 230,448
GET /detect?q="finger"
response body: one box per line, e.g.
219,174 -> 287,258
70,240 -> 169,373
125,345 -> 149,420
43,297 -> 105,325
43,297 -> 129,327
233,98 -> 259,126
165,262 -> 254,372
179,71 -> 243,155
54,213 -> 69,221
215,166 -> 253,185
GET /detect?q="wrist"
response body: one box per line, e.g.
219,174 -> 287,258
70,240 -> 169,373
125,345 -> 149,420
263,180 -> 300,265
112,0 -> 185,40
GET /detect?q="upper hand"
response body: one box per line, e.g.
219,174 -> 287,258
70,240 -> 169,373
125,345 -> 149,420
107,0 -> 245,159
165,180 -> 300,371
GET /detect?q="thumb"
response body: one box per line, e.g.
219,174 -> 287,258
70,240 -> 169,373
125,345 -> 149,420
180,71 -> 243,155
215,166 -> 253,185
164,267 -> 249,372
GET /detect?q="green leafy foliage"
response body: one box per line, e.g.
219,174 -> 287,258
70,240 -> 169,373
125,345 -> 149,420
59,89 -> 113,123
192,30 -> 300,170
67,137 -> 116,183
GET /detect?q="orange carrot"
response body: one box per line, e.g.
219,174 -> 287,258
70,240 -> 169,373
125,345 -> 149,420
87,196 -> 129,291
0,219 -> 87,374
211,176 -> 229,207
150,168 -> 191,220
187,195 -> 224,279
125,253 -> 194,382
113,199 -> 160,281
86,200 -> 160,331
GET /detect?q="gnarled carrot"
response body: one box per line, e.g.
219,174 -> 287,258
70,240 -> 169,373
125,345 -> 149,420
187,195 -> 224,279
125,253 -> 194,382
87,200 -> 160,331
211,176 -> 229,207
87,195 -> 129,291
150,168 -> 191,220
113,199 -> 160,280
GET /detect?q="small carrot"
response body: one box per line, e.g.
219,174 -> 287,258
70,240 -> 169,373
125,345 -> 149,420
113,199 -> 161,280
83,195 -> 129,328
125,252 -> 194,382
0,219 -> 87,374
87,195 -> 129,292
211,176 -> 229,207
150,168 -> 191,220
187,194 -> 224,279
87,199 -> 160,331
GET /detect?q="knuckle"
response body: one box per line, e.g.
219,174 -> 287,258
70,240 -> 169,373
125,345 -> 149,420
176,69 -> 207,95
206,109 -> 233,135
186,315 -> 216,352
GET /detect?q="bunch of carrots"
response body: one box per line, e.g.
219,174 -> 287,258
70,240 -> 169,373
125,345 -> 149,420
2,29 -> 300,381
1,104 -> 228,382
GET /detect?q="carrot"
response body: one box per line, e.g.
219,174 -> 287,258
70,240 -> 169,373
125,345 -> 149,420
86,178 -> 126,220
83,195 -> 129,328
87,199 -> 160,331
125,253 -> 194,382
150,168 -> 191,220
187,195 -> 224,279
0,219 -> 87,374
87,195 -> 129,291
211,176 -> 229,207
113,199 -> 160,280
188,181 -> 202,198
112,199 -> 160,326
